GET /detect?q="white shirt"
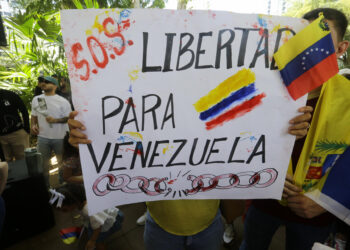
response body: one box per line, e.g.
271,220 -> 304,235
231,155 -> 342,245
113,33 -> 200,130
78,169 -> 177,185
82,204 -> 119,232
31,94 -> 71,139
339,68 -> 350,75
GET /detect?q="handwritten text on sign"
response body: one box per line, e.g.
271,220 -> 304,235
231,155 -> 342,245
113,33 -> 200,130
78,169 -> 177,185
61,9 -> 307,214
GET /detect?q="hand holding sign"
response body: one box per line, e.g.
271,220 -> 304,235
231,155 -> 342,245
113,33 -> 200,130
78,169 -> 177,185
68,111 -> 91,147
288,106 -> 313,139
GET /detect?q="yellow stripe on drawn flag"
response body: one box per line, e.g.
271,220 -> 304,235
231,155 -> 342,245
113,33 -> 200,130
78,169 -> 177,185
274,14 -> 330,70
193,68 -> 255,113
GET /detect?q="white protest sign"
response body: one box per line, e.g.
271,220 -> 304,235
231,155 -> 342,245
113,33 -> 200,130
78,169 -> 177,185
61,9 -> 308,214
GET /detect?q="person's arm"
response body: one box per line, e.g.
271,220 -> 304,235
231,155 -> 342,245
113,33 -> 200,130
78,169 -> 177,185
85,227 -> 101,250
13,92 -> 30,133
282,173 -> 302,199
287,194 -> 326,219
46,116 -> 68,124
67,175 -> 84,184
63,164 -> 84,184
0,162 -> 8,195
282,105 -> 324,218
46,99 -> 71,124
68,111 -> 91,147
31,115 -> 39,135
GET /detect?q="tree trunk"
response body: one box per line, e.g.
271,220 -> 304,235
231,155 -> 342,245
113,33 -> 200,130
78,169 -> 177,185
177,0 -> 188,10
134,0 -> 140,8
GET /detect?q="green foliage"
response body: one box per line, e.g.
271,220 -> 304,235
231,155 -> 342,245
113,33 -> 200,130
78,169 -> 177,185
284,0 -> 350,67
2,0 -> 167,110
0,11 -> 67,109
11,0 -> 167,13
315,140 -> 349,153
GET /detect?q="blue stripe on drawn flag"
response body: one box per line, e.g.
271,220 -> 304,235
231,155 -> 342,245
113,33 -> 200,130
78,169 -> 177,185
322,147 -> 350,210
199,83 -> 257,121
280,34 -> 335,87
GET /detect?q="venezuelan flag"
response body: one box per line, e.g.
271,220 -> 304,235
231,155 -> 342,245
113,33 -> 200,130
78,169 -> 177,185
194,69 -> 266,130
59,226 -> 83,244
274,14 -> 338,100
290,74 -> 350,225
320,147 -> 350,219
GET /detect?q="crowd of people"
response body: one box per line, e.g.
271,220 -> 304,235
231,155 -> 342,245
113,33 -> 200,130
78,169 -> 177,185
0,7 -> 349,250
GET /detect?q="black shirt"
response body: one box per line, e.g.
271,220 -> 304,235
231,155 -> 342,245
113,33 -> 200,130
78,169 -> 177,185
0,89 -> 30,135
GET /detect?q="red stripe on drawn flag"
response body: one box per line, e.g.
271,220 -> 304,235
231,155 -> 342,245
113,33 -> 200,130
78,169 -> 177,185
287,53 -> 338,100
205,93 -> 266,130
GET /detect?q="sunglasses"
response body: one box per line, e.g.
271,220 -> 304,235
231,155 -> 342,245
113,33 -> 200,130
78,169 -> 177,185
44,80 -> 54,84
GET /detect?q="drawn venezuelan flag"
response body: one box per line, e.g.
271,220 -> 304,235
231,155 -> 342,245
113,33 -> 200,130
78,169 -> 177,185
274,14 -> 338,100
193,68 -> 266,130
59,226 -> 83,244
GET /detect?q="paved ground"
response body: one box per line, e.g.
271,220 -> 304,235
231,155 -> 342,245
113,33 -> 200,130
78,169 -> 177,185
4,173 -> 286,250
5,204 -> 286,250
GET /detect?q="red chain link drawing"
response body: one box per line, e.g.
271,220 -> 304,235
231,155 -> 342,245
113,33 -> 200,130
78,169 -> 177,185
92,168 -> 278,197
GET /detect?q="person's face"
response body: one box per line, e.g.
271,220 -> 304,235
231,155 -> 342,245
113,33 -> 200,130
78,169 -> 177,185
324,19 -> 349,58
307,19 -> 349,59
42,81 -> 57,92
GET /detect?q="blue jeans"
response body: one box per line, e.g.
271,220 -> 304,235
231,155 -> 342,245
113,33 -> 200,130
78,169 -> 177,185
37,137 -> 64,186
144,209 -> 224,250
240,205 -> 333,250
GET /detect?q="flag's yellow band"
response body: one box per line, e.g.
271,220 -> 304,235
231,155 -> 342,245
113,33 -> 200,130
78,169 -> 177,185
62,237 -> 76,244
274,15 -> 330,70
193,68 -> 255,113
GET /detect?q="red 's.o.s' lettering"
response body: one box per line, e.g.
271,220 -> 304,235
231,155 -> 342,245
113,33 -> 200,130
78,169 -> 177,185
87,36 -> 109,69
71,42 -> 90,81
102,17 -> 126,56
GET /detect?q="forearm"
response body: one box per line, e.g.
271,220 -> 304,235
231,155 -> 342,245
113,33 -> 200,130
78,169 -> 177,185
90,227 -> 101,242
52,117 -> 68,123
67,176 -> 84,184
31,116 -> 38,128
15,94 -> 30,132
22,111 -> 30,132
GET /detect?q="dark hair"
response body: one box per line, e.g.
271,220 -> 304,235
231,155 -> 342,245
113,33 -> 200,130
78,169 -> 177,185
51,74 -> 58,78
63,132 -> 79,161
303,8 -> 348,40
38,76 -> 44,82
55,183 -> 86,206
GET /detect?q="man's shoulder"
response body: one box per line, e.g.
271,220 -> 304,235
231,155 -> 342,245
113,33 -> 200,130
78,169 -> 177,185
0,89 -> 10,94
54,94 -> 68,101
1,89 -> 17,97
52,94 -> 70,104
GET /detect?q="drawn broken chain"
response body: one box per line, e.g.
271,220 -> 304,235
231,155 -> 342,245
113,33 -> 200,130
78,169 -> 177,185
92,168 -> 278,197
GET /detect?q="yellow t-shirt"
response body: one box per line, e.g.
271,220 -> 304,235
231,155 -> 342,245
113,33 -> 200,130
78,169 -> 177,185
147,199 -> 220,236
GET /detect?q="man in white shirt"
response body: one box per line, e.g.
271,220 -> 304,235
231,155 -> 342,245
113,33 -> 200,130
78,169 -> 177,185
31,76 -> 72,186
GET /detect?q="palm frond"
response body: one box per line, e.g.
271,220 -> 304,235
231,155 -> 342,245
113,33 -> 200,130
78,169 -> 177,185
315,140 -> 349,153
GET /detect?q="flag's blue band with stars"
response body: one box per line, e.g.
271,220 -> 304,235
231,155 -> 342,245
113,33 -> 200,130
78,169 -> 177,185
280,33 -> 335,87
